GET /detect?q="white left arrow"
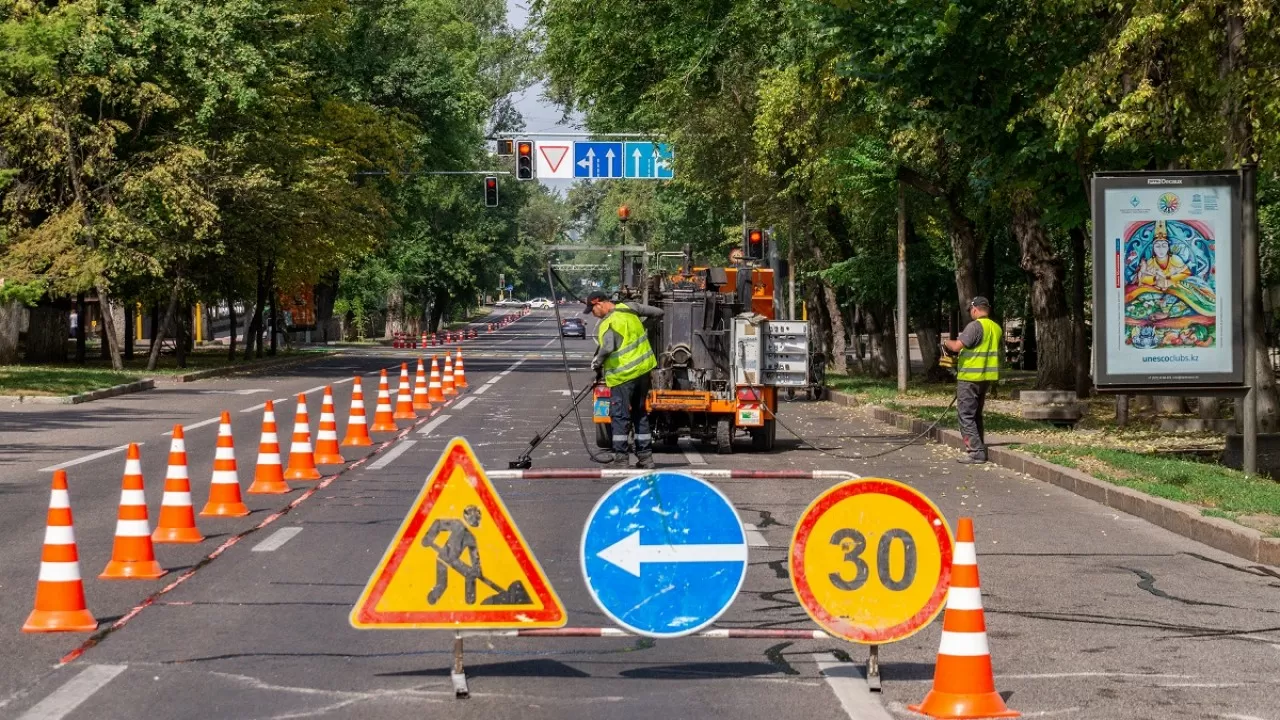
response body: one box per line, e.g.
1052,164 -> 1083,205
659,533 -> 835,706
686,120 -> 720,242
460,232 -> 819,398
597,531 -> 747,577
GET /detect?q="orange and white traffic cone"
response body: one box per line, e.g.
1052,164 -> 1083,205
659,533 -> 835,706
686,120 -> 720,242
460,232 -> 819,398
202,412 -> 250,516
100,444 -> 166,579
153,425 -> 204,543
249,401 -> 290,494
370,369 -> 399,432
394,362 -> 417,420
284,394 -> 322,481
454,349 -> 468,389
442,354 -> 457,396
412,358 -> 432,411
314,386 -> 346,464
427,356 -> 446,404
342,377 -> 373,447
24,470 -> 97,633
909,517 -> 1018,719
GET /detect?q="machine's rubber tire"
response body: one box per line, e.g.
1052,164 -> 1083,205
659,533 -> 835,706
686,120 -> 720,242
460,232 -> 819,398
715,418 -> 733,454
595,423 -> 612,450
749,419 -> 776,452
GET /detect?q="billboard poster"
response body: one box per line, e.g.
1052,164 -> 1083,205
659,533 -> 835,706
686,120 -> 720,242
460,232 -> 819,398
1092,172 -> 1243,389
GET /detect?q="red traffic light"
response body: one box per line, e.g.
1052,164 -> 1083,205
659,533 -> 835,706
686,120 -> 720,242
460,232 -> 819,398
748,229 -> 763,244
516,139 -> 533,180
518,142 -> 531,154
486,178 -> 497,188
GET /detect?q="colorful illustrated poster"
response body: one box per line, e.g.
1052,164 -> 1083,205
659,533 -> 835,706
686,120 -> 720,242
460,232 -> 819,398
1100,181 -> 1238,382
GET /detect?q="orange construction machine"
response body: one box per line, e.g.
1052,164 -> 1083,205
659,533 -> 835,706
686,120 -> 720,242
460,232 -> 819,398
593,242 -> 810,454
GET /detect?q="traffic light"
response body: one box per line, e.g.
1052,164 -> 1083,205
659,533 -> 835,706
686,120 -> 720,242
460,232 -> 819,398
745,227 -> 765,261
497,139 -> 514,156
516,140 -> 533,180
483,176 -> 499,207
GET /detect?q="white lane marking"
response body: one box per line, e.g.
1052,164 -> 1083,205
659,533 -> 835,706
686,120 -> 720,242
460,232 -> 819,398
300,384 -> 328,395
743,523 -> 769,548
241,402 -> 268,414
163,416 -> 220,436
39,444 -> 138,473
18,664 -> 128,720
368,440 -> 416,469
453,396 -> 476,410
812,653 -> 894,720
472,385 -> 490,396
418,415 -> 452,436
549,389 -> 572,396
678,439 -> 707,466
252,527 -> 303,553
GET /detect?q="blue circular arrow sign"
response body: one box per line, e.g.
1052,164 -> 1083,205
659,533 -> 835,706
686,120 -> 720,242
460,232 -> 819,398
581,472 -> 747,638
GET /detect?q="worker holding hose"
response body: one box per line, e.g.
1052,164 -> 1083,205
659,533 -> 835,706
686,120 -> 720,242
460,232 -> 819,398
942,296 -> 1003,465
585,291 -> 663,469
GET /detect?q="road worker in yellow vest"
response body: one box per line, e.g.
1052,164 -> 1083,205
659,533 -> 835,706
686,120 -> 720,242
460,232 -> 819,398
586,291 -> 664,469
943,296 -> 1002,465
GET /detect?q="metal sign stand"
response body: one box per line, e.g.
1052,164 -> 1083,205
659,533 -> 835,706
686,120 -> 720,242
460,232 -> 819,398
867,644 -> 882,691
451,633 -> 469,698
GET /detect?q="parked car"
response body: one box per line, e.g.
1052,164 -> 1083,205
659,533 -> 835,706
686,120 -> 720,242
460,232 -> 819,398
529,298 -> 554,310
561,318 -> 587,338
494,298 -> 528,308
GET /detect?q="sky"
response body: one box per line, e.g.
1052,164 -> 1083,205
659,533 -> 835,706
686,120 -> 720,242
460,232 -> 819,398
506,0 -> 580,192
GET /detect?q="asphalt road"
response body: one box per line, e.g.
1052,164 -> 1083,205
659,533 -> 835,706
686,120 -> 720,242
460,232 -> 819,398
1,309 -> 1277,720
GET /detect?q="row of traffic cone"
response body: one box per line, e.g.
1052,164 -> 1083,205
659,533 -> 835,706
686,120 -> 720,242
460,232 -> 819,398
25,356 -> 471,632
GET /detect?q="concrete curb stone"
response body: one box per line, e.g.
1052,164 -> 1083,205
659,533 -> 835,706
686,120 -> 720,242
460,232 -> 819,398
826,388 -> 1278,568
10,378 -> 155,405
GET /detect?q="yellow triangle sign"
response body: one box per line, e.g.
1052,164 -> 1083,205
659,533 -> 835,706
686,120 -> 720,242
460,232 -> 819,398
350,437 -> 566,629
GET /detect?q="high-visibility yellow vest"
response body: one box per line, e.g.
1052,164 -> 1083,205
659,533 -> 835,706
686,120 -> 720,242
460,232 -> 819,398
956,317 -> 1002,382
598,304 -> 658,387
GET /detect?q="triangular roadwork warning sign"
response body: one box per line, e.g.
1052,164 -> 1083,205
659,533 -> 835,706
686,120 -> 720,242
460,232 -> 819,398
539,144 -> 568,173
350,437 -> 566,629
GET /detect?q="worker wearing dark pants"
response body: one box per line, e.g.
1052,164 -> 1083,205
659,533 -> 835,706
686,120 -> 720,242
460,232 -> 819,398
586,291 -> 662,469
943,297 -> 1002,465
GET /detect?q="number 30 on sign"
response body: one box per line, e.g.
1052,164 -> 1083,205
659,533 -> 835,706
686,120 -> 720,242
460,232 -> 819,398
789,479 -> 953,644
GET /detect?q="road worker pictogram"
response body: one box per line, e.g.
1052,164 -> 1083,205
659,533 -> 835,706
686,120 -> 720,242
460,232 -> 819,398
350,437 -> 565,629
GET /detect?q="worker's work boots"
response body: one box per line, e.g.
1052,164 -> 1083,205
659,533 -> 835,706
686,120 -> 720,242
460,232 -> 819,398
606,453 -> 630,468
632,454 -> 655,470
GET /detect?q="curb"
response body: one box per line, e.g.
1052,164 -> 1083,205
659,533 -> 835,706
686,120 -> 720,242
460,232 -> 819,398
157,351 -> 335,383
827,389 -> 1280,568
10,379 -> 155,405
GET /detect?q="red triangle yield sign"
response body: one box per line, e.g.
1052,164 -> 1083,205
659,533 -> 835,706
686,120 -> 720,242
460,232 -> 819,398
350,437 -> 565,628
539,145 -> 569,173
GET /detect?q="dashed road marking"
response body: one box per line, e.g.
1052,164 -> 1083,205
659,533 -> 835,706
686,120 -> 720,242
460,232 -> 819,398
678,439 -> 707,466
18,664 -> 127,720
452,396 -> 476,410
241,402 -> 269,414
163,416 -> 220,435
39,444 -> 139,473
743,523 -> 769,547
252,527 -> 303,552
368,440 -> 416,469
418,414 -> 452,436
812,653 -> 893,720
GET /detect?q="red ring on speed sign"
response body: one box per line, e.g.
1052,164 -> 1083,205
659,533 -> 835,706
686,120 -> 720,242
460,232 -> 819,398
790,479 -> 952,644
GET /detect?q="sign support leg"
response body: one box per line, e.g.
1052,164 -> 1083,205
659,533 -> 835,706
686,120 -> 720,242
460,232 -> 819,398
451,633 -> 470,699
866,644 -> 881,691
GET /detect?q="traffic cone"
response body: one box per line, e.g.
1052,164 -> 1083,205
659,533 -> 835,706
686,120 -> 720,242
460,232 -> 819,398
314,386 -> 346,464
100,444 -> 166,579
249,401 -> 290,494
342,377 -> 373,447
413,358 -> 432,411
284,394 -> 322,481
153,425 -> 204,543
23,470 -> 97,632
908,518 -> 1018,719
202,412 -> 250,516
394,362 -> 417,420
370,369 -> 399,432
454,349 -> 468,389
442,353 -> 457,396
427,356 -> 446,404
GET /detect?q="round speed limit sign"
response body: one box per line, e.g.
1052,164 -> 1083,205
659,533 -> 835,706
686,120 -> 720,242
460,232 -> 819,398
790,479 -> 953,644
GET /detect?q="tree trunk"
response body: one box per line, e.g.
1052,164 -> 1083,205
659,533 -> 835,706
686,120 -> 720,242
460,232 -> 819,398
1069,226 -> 1091,395
175,303 -> 187,369
26,302 -> 69,362
820,280 -> 848,374
1012,200 -> 1074,389
123,302 -> 134,360
246,261 -> 265,360
267,258 -> 278,356
227,297 -> 237,361
0,301 -> 22,364
146,279 -> 181,371
386,287 -> 406,338
96,287 -> 124,370
74,293 -> 86,364
862,307 -> 893,377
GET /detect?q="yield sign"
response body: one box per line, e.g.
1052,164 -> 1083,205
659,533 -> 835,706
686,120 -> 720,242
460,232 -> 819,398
536,143 -> 573,179
350,437 -> 566,629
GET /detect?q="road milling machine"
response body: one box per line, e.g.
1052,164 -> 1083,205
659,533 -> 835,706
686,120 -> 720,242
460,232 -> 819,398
592,237 -> 811,454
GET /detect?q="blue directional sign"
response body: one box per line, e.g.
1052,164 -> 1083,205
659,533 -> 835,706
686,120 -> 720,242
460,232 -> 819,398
573,142 -> 624,179
623,142 -> 675,180
581,472 -> 747,638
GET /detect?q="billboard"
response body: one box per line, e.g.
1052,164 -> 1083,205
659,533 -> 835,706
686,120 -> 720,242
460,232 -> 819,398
1092,171 -> 1243,390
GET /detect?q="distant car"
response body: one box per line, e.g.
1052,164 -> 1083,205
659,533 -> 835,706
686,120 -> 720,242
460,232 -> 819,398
529,298 -> 554,309
495,298 -> 528,308
561,318 -> 586,338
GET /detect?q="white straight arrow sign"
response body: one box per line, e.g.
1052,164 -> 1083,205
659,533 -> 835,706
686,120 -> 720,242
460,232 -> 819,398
632,148 -> 643,177
597,531 -> 747,577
